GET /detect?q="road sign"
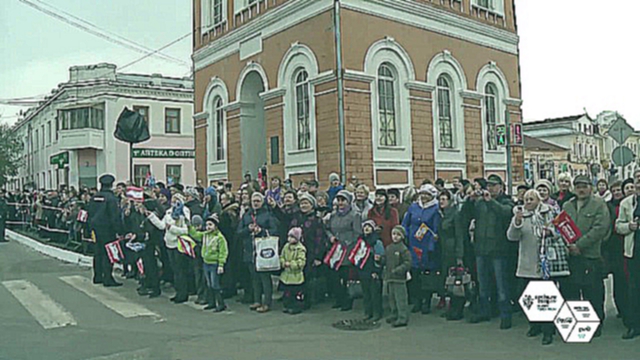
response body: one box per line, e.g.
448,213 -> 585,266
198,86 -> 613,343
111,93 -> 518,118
611,145 -> 635,167
608,117 -> 634,144
49,152 -> 69,169
496,125 -> 506,146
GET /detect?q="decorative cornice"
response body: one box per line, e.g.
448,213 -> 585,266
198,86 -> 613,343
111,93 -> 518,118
460,90 -> 484,100
193,112 -> 209,121
344,70 -> 375,83
259,88 -> 286,101
194,0 -> 334,71
504,98 -> 523,107
341,0 -> 518,54
405,81 -> 435,93
309,70 -> 336,86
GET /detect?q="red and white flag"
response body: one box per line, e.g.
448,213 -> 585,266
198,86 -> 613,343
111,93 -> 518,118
105,240 -> 124,264
77,209 -> 88,223
126,186 -> 144,202
324,242 -> 347,270
348,238 -> 371,270
136,258 -> 145,276
177,236 -> 197,258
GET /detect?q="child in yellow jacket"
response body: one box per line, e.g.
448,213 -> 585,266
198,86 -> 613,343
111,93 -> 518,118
280,227 -> 307,314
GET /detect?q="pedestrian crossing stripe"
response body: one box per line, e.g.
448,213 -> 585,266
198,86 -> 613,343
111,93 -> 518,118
59,275 -> 161,319
2,279 -> 77,329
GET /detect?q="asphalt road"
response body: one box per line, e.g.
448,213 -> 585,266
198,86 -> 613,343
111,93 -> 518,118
1,240 -> 638,360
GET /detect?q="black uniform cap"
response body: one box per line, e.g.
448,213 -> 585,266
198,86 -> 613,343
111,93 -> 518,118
99,174 -> 116,186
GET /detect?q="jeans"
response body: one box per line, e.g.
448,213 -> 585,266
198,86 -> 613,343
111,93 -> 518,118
203,263 -> 221,290
476,255 -> 512,319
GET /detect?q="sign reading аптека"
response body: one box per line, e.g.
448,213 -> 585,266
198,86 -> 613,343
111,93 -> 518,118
132,148 -> 195,159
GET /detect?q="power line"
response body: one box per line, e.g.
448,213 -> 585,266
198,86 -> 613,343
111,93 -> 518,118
118,32 -> 192,72
30,0 -> 189,67
18,0 -> 190,68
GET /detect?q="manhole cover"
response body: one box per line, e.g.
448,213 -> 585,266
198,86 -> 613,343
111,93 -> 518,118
332,319 -> 382,331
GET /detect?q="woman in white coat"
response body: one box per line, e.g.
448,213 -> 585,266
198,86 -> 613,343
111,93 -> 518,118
148,193 -> 191,303
507,189 -> 570,346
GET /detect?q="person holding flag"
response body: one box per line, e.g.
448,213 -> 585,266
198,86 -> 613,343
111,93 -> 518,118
402,184 -> 441,315
147,193 -> 191,304
507,189 -> 570,346
87,174 -> 124,287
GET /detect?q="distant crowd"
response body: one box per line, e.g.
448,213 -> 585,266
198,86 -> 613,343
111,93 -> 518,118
2,170 -> 640,343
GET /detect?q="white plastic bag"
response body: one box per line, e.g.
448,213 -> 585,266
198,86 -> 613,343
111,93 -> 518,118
255,236 -> 280,272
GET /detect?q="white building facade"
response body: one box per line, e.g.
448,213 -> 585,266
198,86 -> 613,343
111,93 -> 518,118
10,63 -> 195,191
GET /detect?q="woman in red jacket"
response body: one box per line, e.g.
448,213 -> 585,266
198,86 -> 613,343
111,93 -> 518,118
368,189 -> 399,248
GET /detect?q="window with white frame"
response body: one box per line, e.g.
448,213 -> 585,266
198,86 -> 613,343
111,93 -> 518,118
213,96 -> 225,160
473,0 -> 504,13
294,69 -> 311,150
437,75 -> 454,149
202,0 -> 225,32
484,83 -> 498,151
377,63 -> 397,147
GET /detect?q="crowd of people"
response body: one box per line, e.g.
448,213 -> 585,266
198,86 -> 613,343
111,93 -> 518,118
1,169 -> 640,345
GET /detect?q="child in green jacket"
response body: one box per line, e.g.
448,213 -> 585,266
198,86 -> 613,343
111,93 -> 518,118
189,214 -> 229,312
280,227 -> 307,314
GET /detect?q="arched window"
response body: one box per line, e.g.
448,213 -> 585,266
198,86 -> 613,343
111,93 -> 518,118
437,75 -> 454,149
485,83 -> 498,150
295,70 -> 311,150
378,63 -> 397,146
213,96 -> 224,160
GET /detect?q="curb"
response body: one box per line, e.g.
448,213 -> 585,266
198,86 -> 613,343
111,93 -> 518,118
7,229 -> 93,268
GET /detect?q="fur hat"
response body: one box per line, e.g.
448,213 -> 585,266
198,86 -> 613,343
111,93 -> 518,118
298,192 -> 317,208
288,227 -> 303,242
391,225 -> 406,239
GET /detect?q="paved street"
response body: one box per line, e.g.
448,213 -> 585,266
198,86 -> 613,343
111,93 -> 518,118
0,239 -> 638,360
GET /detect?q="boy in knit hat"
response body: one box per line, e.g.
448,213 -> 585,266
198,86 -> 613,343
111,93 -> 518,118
327,172 -> 344,206
280,227 -> 307,314
188,214 -> 229,312
384,225 -> 412,327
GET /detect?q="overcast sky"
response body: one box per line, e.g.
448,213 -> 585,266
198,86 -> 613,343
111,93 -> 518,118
1,0 -> 639,127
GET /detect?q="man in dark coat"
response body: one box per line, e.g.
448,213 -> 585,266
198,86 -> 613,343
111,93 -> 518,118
87,174 -> 124,287
461,174 -> 515,329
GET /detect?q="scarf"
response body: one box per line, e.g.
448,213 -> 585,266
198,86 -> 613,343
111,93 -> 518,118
171,201 -> 185,220
337,204 -> 352,216
418,198 -> 439,209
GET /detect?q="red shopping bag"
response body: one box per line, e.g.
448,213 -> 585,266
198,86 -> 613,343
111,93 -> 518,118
324,242 -> 347,270
552,211 -> 582,244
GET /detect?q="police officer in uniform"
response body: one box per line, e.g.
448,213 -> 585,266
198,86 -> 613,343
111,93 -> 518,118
88,174 -> 124,287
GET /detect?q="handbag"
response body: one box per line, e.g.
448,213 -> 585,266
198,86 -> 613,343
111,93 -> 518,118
445,266 -> 474,298
254,235 -> 280,272
420,269 -> 445,292
346,280 -> 363,299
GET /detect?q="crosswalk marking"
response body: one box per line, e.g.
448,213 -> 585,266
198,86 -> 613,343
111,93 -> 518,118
59,275 -> 160,319
2,280 -> 77,329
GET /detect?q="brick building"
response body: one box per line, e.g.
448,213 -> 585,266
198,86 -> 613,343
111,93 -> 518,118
192,0 -> 524,189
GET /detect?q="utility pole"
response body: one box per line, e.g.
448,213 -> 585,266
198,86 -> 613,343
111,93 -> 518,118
505,109 -> 513,195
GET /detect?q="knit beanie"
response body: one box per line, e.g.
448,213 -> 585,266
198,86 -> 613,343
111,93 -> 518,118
288,227 -> 303,242
362,219 -> 377,231
298,192 -> 317,208
391,225 -> 406,240
329,172 -> 340,183
205,213 -> 219,226
335,189 -> 353,203
251,192 -> 265,202
535,179 -> 554,193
